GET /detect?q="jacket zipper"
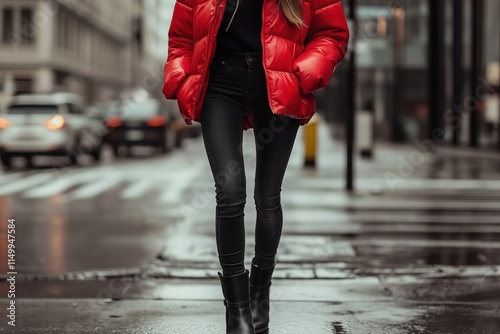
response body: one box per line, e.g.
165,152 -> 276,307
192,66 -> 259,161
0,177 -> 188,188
225,0 -> 239,31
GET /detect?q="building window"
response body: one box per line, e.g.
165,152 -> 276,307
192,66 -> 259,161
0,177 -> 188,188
67,103 -> 83,115
2,8 -> 14,43
14,78 -> 33,95
20,8 -> 34,44
2,7 -> 36,45
57,9 -> 66,49
64,12 -> 70,50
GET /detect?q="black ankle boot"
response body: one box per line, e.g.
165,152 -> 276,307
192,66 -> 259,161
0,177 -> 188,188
218,270 -> 255,334
249,259 -> 276,333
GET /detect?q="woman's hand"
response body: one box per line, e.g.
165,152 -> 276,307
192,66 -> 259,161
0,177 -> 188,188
291,0 -> 349,95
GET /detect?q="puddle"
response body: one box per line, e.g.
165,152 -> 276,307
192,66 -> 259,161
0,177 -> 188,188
407,304 -> 500,334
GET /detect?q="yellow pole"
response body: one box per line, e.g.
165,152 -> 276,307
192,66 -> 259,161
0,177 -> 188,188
304,113 -> 319,168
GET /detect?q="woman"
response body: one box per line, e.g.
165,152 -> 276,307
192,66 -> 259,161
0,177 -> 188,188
163,0 -> 349,332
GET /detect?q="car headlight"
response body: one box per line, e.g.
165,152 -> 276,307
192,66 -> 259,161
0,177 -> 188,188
0,117 -> 10,129
45,115 -> 65,130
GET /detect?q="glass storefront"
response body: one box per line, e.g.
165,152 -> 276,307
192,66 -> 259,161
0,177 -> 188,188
319,0 -> 499,147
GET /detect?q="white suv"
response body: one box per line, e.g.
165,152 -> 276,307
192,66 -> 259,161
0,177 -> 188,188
0,92 -> 104,169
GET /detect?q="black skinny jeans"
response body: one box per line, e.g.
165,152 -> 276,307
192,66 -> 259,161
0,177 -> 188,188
200,51 -> 300,276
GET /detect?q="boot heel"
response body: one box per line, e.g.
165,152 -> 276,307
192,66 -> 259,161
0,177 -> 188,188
249,259 -> 276,333
219,270 -> 255,334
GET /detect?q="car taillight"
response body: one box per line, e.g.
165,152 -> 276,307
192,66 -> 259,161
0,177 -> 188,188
106,116 -> 123,127
0,117 -> 9,129
45,115 -> 65,130
147,115 -> 167,127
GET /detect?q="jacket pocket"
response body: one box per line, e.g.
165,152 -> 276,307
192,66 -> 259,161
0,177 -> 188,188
176,75 -> 194,121
163,56 -> 192,99
292,70 -> 302,94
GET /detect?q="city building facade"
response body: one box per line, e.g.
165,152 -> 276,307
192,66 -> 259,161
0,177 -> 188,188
0,0 -> 140,110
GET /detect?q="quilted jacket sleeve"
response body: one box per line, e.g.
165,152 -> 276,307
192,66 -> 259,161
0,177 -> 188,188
162,0 -> 194,99
292,0 -> 349,95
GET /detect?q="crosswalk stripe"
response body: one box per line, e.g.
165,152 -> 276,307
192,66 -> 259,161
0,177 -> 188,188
159,162 -> 205,203
121,179 -> 155,199
281,210 -> 500,224
23,172 -> 97,198
286,177 -> 500,191
282,224 -> 500,234
68,174 -> 123,200
348,238 -> 500,249
282,190 -> 500,211
0,173 -> 54,196
188,214 -> 500,232
0,172 -> 23,185
355,266 -> 500,276
1,148 -> 497,202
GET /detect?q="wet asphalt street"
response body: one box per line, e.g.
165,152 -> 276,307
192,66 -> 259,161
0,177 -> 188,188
1,121 -> 500,333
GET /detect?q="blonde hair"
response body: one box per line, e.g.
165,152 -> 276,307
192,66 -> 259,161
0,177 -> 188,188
278,0 -> 304,27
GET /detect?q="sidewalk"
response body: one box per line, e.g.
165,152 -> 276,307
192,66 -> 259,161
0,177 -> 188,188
2,119 -> 500,333
6,271 -> 500,333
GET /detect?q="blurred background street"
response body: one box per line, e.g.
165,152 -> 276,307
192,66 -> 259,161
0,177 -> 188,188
0,0 -> 500,333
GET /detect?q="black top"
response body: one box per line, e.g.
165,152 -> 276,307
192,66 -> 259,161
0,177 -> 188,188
216,0 -> 264,53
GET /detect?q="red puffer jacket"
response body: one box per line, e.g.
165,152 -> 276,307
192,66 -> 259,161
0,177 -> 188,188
163,0 -> 349,130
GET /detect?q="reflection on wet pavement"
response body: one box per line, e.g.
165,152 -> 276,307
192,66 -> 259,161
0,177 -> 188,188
1,125 -> 500,333
6,298 -> 500,334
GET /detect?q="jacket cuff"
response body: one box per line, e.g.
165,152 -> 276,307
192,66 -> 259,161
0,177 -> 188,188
163,56 -> 192,99
292,53 -> 334,95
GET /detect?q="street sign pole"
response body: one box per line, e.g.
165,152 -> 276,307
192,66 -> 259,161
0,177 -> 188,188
470,0 -> 484,147
452,0 -> 463,146
346,0 -> 356,192
498,14 -> 500,151
429,0 -> 446,142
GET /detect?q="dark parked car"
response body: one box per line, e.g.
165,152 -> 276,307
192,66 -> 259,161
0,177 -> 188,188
103,99 -> 177,156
